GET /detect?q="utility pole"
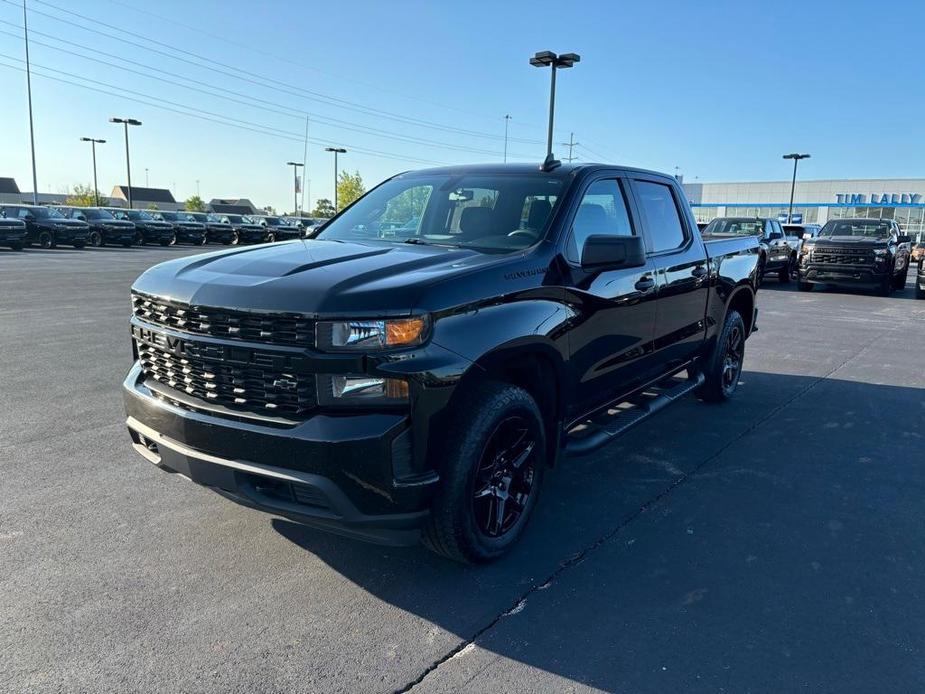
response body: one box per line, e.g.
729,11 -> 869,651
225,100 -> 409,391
22,0 -> 38,204
80,137 -> 105,206
560,132 -> 579,162
503,114 -> 512,163
196,179 -> 200,197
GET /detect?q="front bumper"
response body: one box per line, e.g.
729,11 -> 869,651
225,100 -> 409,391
206,226 -> 235,243
122,363 -> 434,545
141,227 -> 175,242
102,228 -> 136,244
237,228 -> 268,243
55,228 -> 90,244
0,228 -> 27,244
798,264 -> 890,287
176,227 -> 206,243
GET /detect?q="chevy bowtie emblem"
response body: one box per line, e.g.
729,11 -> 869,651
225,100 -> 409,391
272,377 -> 298,391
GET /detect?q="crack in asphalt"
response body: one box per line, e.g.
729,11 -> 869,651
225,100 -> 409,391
395,326 -> 892,694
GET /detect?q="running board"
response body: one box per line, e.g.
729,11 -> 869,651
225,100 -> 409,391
564,372 -> 705,456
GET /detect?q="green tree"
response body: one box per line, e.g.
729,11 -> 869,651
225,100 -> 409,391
185,195 -> 206,212
146,203 -> 159,211
311,198 -> 336,217
64,183 -> 97,207
336,170 -> 365,211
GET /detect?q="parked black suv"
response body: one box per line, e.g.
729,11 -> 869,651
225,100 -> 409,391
798,218 -> 911,295
701,217 -> 801,283
206,213 -> 267,244
108,208 -> 176,246
1,204 -> 90,249
179,212 -> 226,244
124,163 -> 760,562
254,215 -> 301,242
0,216 -> 27,250
59,207 -> 136,247
155,211 -> 207,245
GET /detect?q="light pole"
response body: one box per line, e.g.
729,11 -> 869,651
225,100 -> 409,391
109,117 -> 141,208
503,114 -> 511,163
325,147 -> 347,211
80,137 -> 105,206
783,153 -> 811,223
287,161 -> 304,215
529,51 -> 580,168
22,0 -> 39,204
145,167 -> 149,187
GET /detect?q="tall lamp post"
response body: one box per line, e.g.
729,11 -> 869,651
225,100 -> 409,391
80,137 -> 105,206
325,147 -> 347,211
22,0 -> 38,204
783,153 -> 810,223
109,117 -> 141,208
286,161 -> 304,215
529,50 -> 580,168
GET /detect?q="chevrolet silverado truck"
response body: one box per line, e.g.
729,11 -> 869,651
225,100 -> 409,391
797,218 -> 911,295
61,207 -> 136,247
702,216 -> 800,284
123,163 -> 760,563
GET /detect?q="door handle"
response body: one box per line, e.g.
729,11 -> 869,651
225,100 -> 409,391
634,276 -> 655,291
691,265 -> 708,278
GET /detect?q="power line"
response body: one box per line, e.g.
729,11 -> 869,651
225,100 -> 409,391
0,26 -> 536,159
0,56 -> 449,167
6,0 -> 546,146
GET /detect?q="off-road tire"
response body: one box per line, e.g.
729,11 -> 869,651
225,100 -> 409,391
422,382 -> 546,564
697,310 -> 746,403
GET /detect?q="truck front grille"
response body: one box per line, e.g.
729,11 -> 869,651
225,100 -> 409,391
810,247 -> 875,266
137,340 -> 315,416
132,292 -> 314,347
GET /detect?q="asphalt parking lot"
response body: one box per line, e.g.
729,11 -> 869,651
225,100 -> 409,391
2,245 -> 924,693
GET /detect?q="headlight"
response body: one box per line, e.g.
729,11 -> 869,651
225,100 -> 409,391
800,244 -> 814,255
316,374 -> 409,406
317,316 -> 429,351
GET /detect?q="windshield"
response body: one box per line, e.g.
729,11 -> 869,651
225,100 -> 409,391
188,212 -> 208,222
703,218 -> 764,235
157,212 -> 178,221
125,210 -> 154,221
85,209 -> 115,220
263,216 -> 281,224
820,220 -> 893,238
315,173 -> 564,250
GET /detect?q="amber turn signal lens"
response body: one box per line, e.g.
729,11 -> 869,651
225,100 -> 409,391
385,378 -> 409,399
385,317 -> 426,346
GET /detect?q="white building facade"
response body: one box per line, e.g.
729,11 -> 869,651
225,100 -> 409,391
683,178 -> 925,240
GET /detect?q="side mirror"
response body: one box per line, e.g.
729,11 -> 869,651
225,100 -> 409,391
581,234 -> 646,269
767,231 -> 783,241
898,234 -> 912,244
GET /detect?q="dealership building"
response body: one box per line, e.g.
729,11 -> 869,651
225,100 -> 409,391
683,178 -> 925,241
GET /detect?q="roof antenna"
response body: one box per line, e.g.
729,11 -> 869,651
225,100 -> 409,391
540,152 -> 561,172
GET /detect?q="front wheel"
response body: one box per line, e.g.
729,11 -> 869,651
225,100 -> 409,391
266,232 -> 276,243
778,255 -> 795,283
38,231 -> 54,249
136,232 -> 145,246
423,382 -> 546,564
697,310 -> 746,403
88,231 -> 103,247
892,265 -> 909,290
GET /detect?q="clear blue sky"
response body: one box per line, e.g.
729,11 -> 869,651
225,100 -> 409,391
0,0 -> 922,212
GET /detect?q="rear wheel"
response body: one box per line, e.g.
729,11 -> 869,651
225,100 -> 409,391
755,256 -> 766,286
423,382 -> 546,564
697,310 -> 746,403
38,231 -> 54,249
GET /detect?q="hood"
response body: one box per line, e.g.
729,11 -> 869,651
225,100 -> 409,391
807,236 -> 889,247
57,219 -> 89,227
132,239 -> 514,315
103,220 -> 135,228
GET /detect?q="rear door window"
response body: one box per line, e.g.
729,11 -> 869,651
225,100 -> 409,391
633,180 -> 687,253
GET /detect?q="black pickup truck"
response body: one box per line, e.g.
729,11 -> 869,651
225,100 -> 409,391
702,216 -> 801,284
254,215 -> 302,242
60,207 -> 136,247
797,218 -> 912,295
155,211 -> 208,245
123,163 -> 760,562
1,204 -> 90,248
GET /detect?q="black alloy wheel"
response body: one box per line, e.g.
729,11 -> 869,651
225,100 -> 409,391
136,231 -> 145,246
698,309 -> 746,403
720,322 -> 745,396
88,230 -> 103,247
38,231 -> 54,249
471,415 -> 538,539
231,231 -> 240,245
266,232 -> 276,243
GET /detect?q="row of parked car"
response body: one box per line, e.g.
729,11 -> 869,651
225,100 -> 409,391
698,215 -> 925,298
0,204 -> 328,250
